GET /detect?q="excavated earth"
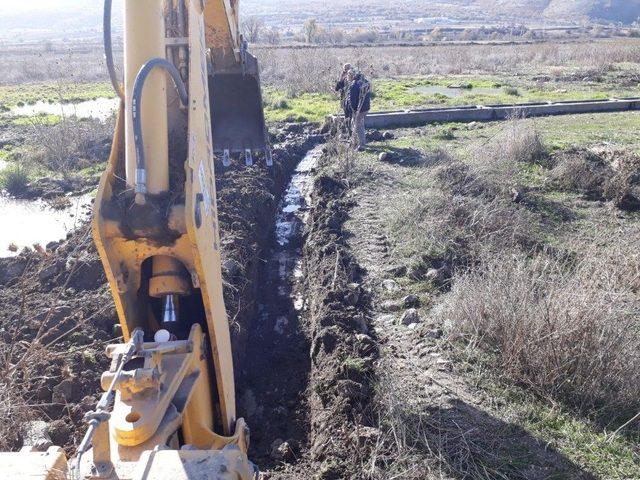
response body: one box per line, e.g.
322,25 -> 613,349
0,122 -> 324,455
0,122 -> 382,478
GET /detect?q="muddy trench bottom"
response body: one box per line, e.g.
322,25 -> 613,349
237,147 -> 322,469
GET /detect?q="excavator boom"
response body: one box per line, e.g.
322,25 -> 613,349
1,1 -> 267,478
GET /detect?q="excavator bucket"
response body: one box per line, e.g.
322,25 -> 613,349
209,72 -> 270,165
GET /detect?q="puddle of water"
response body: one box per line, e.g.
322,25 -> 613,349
412,85 -> 502,98
275,145 -> 322,247
0,194 -> 93,256
10,97 -> 119,121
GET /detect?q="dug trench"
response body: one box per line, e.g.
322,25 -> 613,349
0,123 -> 338,460
240,147 -> 379,478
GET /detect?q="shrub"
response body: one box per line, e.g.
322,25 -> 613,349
503,86 -> 520,96
24,116 -> 112,175
0,164 -> 30,196
500,116 -> 547,165
441,245 -> 640,419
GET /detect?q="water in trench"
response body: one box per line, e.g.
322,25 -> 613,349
10,97 -> 119,121
239,145 -> 323,464
0,194 -> 93,257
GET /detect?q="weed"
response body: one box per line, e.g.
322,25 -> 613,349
0,164 -> 30,196
503,86 -> 520,96
434,126 -> 455,140
442,245 -> 640,422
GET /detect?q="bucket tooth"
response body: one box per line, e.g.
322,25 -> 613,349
244,149 -> 253,166
222,149 -> 231,167
265,147 -> 273,167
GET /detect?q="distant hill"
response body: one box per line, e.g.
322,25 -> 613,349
0,0 -> 121,42
545,0 -> 640,23
0,0 -> 638,43
472,0 -> 640,23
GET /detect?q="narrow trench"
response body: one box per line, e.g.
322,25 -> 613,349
237,145 -> 324,467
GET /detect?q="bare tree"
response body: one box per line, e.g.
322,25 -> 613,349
263,28 -> 281,45
327,27 -> 345,45
430,27 -> 444,42
302,18 -> 319,44
241,16 -> 264,44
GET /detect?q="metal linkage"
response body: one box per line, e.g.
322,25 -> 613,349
72,329 -> 145,480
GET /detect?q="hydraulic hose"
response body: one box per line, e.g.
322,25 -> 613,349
132,58 -> 189,198
103,0 -> 124,101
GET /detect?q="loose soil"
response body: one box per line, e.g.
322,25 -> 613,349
0,122 -> 323,456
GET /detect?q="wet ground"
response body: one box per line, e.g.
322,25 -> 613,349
0,193 -> 92,256
9,97 -> 118,121
237,146 -> 323,467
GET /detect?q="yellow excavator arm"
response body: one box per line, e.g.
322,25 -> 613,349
1,1 -> 267,479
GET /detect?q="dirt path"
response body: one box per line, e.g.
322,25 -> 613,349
342,162 -> 597,479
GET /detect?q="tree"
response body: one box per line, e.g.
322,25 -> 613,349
263,28 -> 281,45
327,27 -> 345,45
241,16 -> 264,43
302,18 -> 319,44
430,27 -> 444,41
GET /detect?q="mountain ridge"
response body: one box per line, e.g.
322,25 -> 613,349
0,0 -> 638,43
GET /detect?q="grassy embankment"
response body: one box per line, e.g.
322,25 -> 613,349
263,74 -> 640,123
332,111 -> 640,477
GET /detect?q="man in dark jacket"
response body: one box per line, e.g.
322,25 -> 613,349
335,64 -> 354,132
348,72 -> 371,150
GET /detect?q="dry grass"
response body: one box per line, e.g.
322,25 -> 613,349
441,240 -> 640,421
388,119 -> 546,268
384,117 -> 640,426
0,44 -> 112,85
21,116 -> 113,174
258,39 -> 640,94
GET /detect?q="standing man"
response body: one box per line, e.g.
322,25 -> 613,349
335,63 -> 353,133
349,72 -> 371,150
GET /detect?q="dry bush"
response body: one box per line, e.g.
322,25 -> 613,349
499,116 -> 547,166
325,132 -> 358,178
441,241 -> 640,419
387,121 -> 546,268
22,116 -> 113,174
257,39 -> 640,94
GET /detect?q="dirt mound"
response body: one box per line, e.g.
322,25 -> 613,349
550,148 -> 640,211
0,122 -> 323,455
299,172 -> 378,478
0,227 -> 115,453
